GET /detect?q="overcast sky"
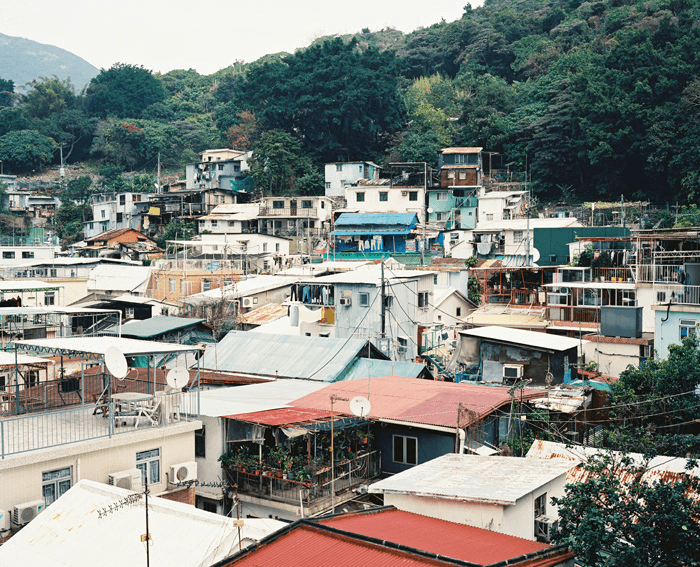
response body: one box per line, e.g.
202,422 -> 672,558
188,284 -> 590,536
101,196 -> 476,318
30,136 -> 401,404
2,1 -> 476,75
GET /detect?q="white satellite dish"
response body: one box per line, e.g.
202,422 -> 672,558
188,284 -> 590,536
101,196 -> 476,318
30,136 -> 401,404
166,367 -> 189,389
104,346 -> 128,380
349,396 -> 371,418
427,207 -> 434,214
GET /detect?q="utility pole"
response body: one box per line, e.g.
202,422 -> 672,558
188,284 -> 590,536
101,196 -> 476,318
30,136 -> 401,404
621,194 -> 625,228
156,151 -> 161,194
380,259 -> 386,336
525,190 -> 531,266
422,162 -> 427,266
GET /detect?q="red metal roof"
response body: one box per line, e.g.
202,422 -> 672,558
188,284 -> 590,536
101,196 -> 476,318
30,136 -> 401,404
224,407 -> 333,426
320,508 -> 551,565
291,376 -> 546,429
224,524 -> 464,567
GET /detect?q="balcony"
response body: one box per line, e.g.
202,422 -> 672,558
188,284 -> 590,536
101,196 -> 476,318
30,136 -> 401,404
259,207 -> 315,217
653,283 -> 700,306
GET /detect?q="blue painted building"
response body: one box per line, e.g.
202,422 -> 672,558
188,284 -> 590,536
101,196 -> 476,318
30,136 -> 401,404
653,304 -> 700,359
426,188 -> 478,229
331,212 -> 420,259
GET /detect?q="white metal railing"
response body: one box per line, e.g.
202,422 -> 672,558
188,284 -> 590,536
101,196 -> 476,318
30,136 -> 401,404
153,259 -> 242,271
653,283 -> 700,305
635,264 -> 691,284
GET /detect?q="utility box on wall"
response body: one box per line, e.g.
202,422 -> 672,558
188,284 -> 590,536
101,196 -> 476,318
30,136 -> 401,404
601,305 -> 643,338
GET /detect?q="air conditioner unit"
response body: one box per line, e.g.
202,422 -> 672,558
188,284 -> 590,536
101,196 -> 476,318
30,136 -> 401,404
0,508 -> 11,532
109,469 -> 142,490
339,297 -> 352,306
503,364 -> 524,381
12,500 -> 45,526
241,297 -> 254,308
401,191 -> 408,196
534,516 -> 559,543
170,461 -> 198,483
397,346 -> 408,354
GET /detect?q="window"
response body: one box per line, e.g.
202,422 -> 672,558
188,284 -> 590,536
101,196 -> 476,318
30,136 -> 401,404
120,195 -> 126,205
321,201 -> 325,208
325,182 -> 331,189
42,467 -> 72,506
195,426 -> 206,458
136,448 -> 160,486
485,214 -> 494,221
3,251 -> 14,259
203,279 -> 211,292
409,191 -> 418,201
418,291 -> 429,308
302,200 -> 312,208
393,435 -> 418,465
680,319 -> 697,340
22,251 -> 34,259
273,200 -> 284,209
101,210 -> 106,218
125,307 -> 135,319
379,192 -> 388,202
534,493 -> 547,517
169,278 -> 176,292
275,243 -> 280,252
233,162 -> 241,172
436,213 -> 444,221
336,164 -> 343,172
155,278 -> 159,290
181,279 -> 187,294
447,170 -> 456,179
514,231 -> 524,243
456,307 -> 462,317
116,212 -> 123,223
356,192 -> 365,202
218,164 -> 224,171
45,292 -> 55,306
459,171 -> 467,180
319,333 -> 330,338
263,242 -> 268,252
359,292 -> 370,307
436,192 -> 448,201
309,220 -> 315,228
434,275 -> 438,284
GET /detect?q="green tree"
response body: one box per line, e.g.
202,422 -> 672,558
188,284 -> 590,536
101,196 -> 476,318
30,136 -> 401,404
64,175 -> 95,207
0,78 -> 15,107
250,129 -> 313,195
90,119 -> 178,170
553,453 -> 700,567
20,77 -> 77,120
156,220 -> 195,249
0,129 -> 57,172
55,202 -> 90,244
0,107 -> 29,137
86,63 -> 167,118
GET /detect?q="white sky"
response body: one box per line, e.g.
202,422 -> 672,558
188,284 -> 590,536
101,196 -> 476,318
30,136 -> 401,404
1,1 -> 477,75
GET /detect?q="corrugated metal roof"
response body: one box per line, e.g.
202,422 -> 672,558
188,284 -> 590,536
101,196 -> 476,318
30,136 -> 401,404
465,312 -> 549,328
0,479 -> 284,567
527,440 -> 700,492
440,147 -> 483,154
108,315 -> 206,338
332,227 -> 411,236
474,218 -> 581,231
334,212 -> 417,227
319,508 -> 551,565
200,332 -> 372,381
368,454 -> 573,505
292,376 -> 545,429
459,326 -> 583,352
226,407 -> 334,425
238,303 -> 288,326
0,351 -> 54,366
16,336 -> 198,357
224,524 -> 460,567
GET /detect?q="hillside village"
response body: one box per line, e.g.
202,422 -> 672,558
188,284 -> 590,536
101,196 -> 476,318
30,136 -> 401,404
0,143 -> 698,566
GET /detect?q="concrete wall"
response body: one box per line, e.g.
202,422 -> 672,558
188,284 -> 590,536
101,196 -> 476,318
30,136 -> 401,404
582,340 -> 644,377
195,415 -> 226,513
479,342 -> 574,386
503,475 -> 566,540
325,163 -> 374,197
0,424 -> 198,523
344,186 -> 426,223
433,292 -> 471,327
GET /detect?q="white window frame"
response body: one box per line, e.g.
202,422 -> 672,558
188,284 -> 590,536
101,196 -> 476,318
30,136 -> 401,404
42,466 -> 72,506
358,292 -> 370,307
136,448 -> 160,486
436,192 -> 448,201
534,492 -> 547,517
393,434 -> 418,465
513,230 -> 524,243
680,319 -> 697,340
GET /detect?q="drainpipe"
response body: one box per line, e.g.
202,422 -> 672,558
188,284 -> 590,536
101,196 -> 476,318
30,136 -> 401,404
457,428 -> 466,454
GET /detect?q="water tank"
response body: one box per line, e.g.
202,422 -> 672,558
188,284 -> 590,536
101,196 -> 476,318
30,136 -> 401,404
600,306 -> 643,338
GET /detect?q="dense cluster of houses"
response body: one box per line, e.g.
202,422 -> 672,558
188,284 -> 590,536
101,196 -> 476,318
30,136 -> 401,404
0,146 -> 697,565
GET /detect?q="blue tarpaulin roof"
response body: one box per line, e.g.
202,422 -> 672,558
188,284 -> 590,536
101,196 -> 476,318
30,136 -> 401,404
334,213 -> 418,227
333,228 -> 412,236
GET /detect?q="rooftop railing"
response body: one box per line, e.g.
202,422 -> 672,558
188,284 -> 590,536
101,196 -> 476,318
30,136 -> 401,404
652,283 -> 700,306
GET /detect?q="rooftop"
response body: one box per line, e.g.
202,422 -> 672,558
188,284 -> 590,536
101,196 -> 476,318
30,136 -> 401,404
459,326 -> 583,352
440,147 -> 483,154
239,303 -> 288,326
334,212 -> 418,227
311,265 -> 434,285
199,332 -> 382,381
292,376 -> 545,430
108,315 -> 207,338
15,336 -> 199,358
369,454 -> 573,505
0,479 -> 284,567
474,218 -> 581,231
185,275 -> 299,303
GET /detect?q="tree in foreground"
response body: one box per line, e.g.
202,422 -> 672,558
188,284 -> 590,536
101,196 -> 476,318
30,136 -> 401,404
553,453 -> 700,567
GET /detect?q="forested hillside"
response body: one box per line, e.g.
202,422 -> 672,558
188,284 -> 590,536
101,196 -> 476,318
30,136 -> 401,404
1,0 -> 699,203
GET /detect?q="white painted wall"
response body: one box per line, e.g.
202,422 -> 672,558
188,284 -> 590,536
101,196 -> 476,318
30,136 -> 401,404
344,186 -> 426,223
582,340 -> 644,377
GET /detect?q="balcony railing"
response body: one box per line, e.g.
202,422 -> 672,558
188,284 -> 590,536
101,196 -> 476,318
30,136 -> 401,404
0,389 -> 199,458
153,259 -> 242,272
591,267 -> 633,282
635,264 -> 697,284
259,207 -> 316,217
223,450 -> 379,507
653,284 -> 700,306
547,305 -> 599,325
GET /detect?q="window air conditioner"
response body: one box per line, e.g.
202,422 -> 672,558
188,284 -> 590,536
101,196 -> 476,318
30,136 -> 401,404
108,469 -> 142,490
401,191 -> 408,196
397,346 -> 408,354
170,461 -> 198,484
534,516 -> 559,543
13,500 -> 45,526
503,364 -> 524,381
339,297 -> 352,306
242,297 -> 254,308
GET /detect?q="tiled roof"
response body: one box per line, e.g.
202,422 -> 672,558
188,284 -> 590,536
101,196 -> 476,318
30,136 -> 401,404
85,227 -> 146,243
581,333 -> 652,345
239,303 -> 288,326
440,147 -> 483,154
318,508 -> 551,565
292,376 -> 545,429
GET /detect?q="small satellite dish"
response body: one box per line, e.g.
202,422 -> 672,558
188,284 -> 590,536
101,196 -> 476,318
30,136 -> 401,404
349,396 -> 371,418
166,367 -> 189,389
104,347 -> 128,380
427,207 -> 434,214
